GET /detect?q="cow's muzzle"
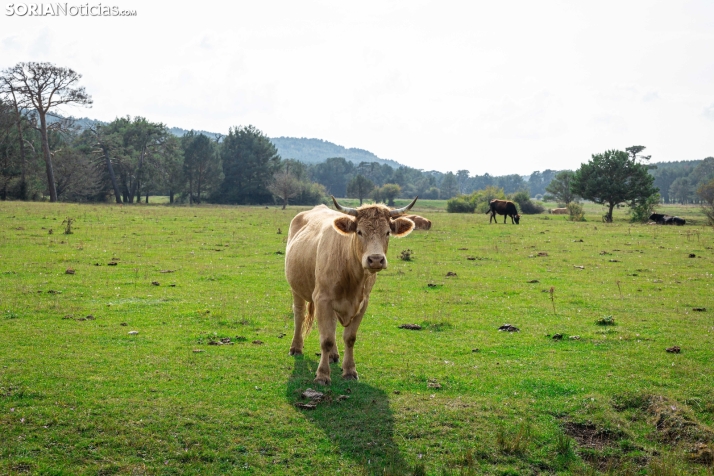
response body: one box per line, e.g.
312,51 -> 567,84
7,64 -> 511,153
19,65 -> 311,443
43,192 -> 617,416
367,254 -> 387,270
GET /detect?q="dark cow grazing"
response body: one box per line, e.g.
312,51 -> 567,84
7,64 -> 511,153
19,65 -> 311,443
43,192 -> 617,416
284,196 -> 422,385
649,213 -> 686,226
486,199 -> 520,224
405,215 -> 432,230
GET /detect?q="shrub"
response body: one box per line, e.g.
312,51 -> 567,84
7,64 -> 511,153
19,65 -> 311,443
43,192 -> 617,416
399,249 -> 413,261
629,193 -> 660,223
567,202 -> 585,221
446,186 -> 512,214
510,190 -> 545,214
446,195 -> 476,213
294,182 -> 327,206
596,315 -> 616,326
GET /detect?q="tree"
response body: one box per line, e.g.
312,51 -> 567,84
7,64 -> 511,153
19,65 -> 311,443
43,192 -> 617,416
94,117 -> 169,203
625,145 -> 651,162
182,131 -> 221,204
528,169 -> 559,197
373,183 -> 401,206
268,171 -> 301,209
346,175 -> 375,205
697,179 -> 714,226
669,177 -> 692,204
456,169 -> 470,194
690,157 -> 714,189
510,190 -> 544,214
2,62 -> 92,201
0,76 -> 30,199
544,170 -> 578,205
309,157 -> 354,197
572,149 -> 657,223
440,172 -> 458,199
215,125 -> 280,204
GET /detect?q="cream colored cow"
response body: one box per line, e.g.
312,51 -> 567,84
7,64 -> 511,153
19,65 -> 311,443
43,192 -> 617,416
284,197 -> 421,385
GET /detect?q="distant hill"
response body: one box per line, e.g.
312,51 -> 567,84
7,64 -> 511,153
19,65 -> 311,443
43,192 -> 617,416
58,118 -> 399,167
269,137 -> 401,168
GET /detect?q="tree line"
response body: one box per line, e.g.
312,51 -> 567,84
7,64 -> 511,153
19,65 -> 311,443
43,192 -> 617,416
1,62 -> 712,211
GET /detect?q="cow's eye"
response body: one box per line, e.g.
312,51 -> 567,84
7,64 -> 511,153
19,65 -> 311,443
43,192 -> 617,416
357,230 -> 362,236
386,231 -> 390,236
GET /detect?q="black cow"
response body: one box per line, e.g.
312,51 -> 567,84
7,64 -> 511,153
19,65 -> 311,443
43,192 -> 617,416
649,213 -> 686,226
486,199 -> 520,224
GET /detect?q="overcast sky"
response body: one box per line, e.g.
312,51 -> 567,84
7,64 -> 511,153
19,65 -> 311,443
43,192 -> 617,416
2,0 -> 713,175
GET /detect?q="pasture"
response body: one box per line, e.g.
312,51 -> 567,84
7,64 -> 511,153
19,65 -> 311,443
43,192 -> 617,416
1,201 -> 713,475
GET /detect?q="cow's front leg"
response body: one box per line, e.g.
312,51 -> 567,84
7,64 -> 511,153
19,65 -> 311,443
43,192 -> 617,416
314,300 -> 337,385
341,302 -> 367,380
330,327 -> 340,364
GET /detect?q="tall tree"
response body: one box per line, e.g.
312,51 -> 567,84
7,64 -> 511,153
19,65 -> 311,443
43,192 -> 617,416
309,157 -> 354,197
544,170 -> 578,205
625,145 -> 651,162
528,169 -> 559,197
216,125 -> 280,204
2,62 -> 92,201
440,172 -> 458,199
669,177 -> 692,204
697,179 -> 714,225
456,169 -> 470,194
90,124 -> 123,203
346,174 -> 375,205
572,149 -> 657,222
0,76 -> 30,198
182,131 -> 220,204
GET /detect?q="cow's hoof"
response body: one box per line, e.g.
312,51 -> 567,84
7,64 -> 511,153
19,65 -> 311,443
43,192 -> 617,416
289,347 -> 303,356
342,371 -> 358,381
329,353 -> 340,364
314,375 -> 331,386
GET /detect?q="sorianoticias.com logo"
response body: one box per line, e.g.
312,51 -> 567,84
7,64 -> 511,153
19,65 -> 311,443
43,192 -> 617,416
5,3 -> 137,16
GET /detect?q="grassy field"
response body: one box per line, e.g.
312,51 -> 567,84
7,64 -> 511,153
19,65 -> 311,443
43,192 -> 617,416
1,200 -> 713,475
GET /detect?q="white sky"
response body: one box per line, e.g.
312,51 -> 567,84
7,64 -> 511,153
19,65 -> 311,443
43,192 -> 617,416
2,0 -> 714,175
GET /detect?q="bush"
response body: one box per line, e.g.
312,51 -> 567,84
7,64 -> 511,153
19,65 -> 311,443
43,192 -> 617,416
294,182 -> 327,205
446,195 -> 476,213
567,202 -> 585,221
629,193 -> 660,223
510,190 -> 545,214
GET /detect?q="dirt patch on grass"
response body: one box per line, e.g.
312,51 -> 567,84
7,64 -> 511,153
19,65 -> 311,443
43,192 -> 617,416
647,395 -> 713,444
563,421 -> 620,450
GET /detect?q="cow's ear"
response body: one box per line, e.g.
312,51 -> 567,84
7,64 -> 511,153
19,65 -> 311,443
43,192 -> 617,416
333,216 -> 357,235
390,217 -> 415,237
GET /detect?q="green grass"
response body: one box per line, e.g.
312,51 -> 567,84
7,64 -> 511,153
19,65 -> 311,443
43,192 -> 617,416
1,200 -> 713,475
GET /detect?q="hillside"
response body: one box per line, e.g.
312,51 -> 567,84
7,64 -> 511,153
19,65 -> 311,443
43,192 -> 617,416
269,137 -> 401,168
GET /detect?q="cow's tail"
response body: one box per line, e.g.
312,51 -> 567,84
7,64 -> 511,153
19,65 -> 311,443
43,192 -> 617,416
302,301 -> 316,338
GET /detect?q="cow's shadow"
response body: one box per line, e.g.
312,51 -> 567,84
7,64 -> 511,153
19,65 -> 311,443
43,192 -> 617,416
287,356 -> 408,474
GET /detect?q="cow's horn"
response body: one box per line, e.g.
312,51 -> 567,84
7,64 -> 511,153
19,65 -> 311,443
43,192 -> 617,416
390,196 -> 418,217
332,196 -> 358,216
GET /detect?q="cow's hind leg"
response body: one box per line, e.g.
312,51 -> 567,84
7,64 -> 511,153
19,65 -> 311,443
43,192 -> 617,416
314,300 -> 336,385
289,292 -> 307,356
